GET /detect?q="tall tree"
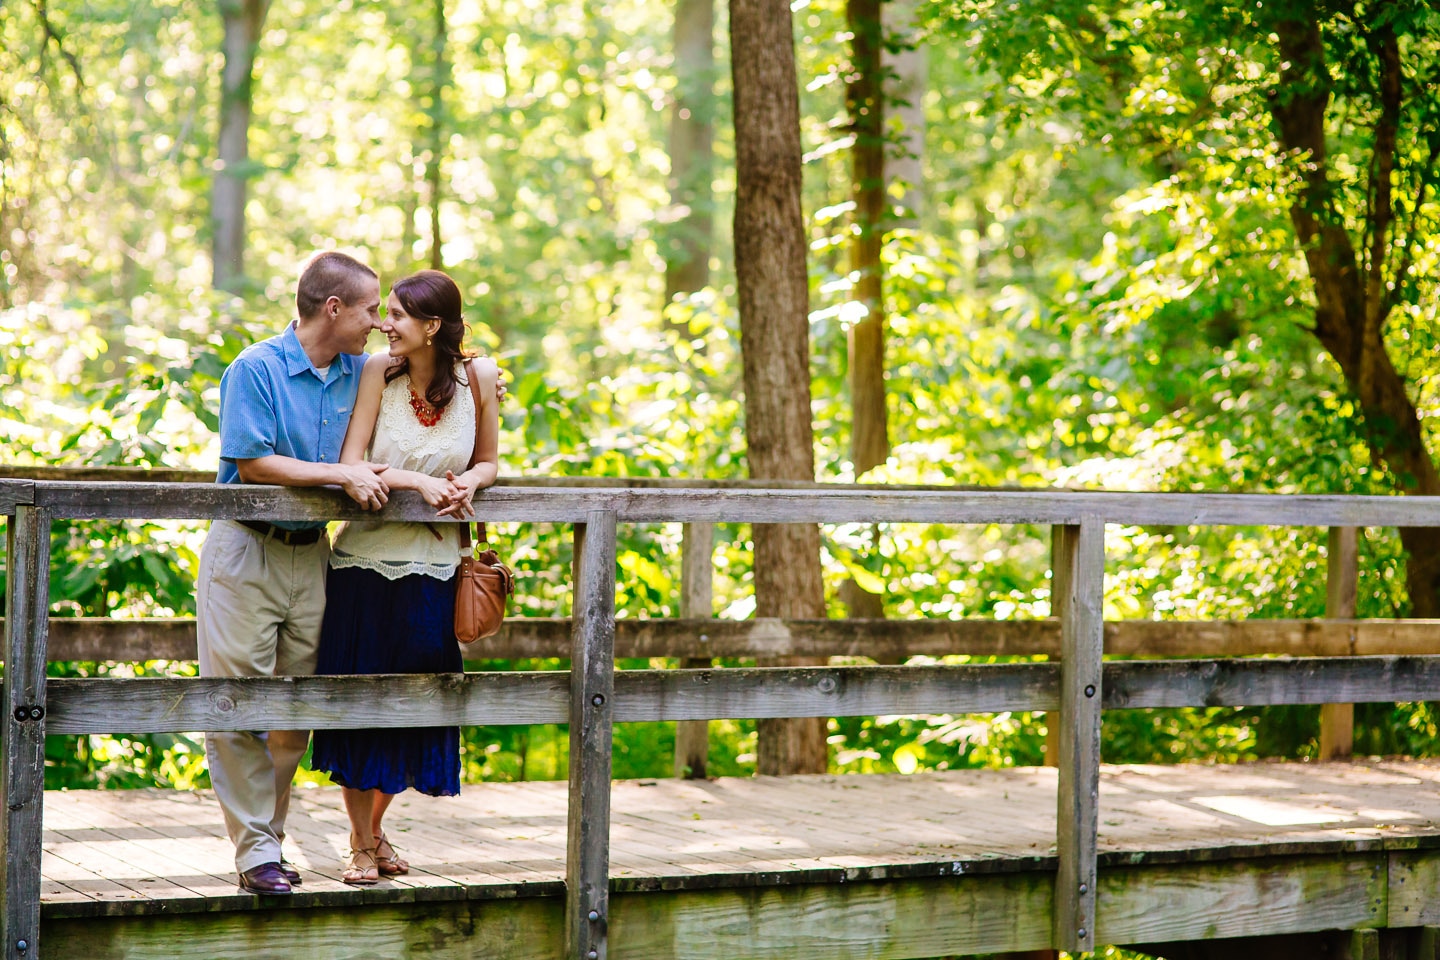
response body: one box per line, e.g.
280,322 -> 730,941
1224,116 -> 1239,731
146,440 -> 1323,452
884,0 -> 926,224
662,0 -> 717,318
731,0 -> 828,775
846,0 -> 889,479
213,0 -> 269,294
841,0 -> 890,622
424,0 -> 450,270
940,0 -> 1440,613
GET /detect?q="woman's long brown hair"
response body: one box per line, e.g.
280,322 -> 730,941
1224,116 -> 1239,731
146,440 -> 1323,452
384,270 -> 474,409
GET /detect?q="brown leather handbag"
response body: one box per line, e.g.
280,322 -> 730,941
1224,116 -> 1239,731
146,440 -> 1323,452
455,522 -> 514,644
453,359 -> 514,645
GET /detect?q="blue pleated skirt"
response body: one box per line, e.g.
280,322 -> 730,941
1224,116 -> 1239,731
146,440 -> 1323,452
311,564 -> 461,796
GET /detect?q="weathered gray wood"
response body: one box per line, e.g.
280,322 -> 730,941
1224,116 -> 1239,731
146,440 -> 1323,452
675,522 -> 714,779
568,512 -> 617,960
44,672 -> 573,733
42,655 -> 1440,733
36,615 -> 1440,664
0,480 -> 35,514
1321,526 -> 1360,761
616,664 -> 1059,720
42,614 -> 1440,662
41,900 -> 566,960
24,618 -> 198,662
611,873 -> 1054,959
4,506 -> 50,960
1389,850 -> 1440,927
1044,525 -> 1065,769
1103,656 -> 1440,708
42,665 -> 1053,732
1096,854 -> 1386,945
26,479 -> 1440,527
33,844 -> 1426,959
1053,520 -> 1103,952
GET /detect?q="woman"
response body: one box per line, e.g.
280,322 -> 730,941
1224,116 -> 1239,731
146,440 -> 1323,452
311,269 -> 500,885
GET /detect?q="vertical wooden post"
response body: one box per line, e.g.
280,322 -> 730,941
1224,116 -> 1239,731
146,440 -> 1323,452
2,506 -> 49,960
1320,526 -> 1359,761
675,522 -> 714,779
1043,525 -> 1064,768
567,511 -> 617,960
1053,519 -> 1103,953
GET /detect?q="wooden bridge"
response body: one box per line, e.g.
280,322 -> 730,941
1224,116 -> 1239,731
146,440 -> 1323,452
5,473 -> 1440,959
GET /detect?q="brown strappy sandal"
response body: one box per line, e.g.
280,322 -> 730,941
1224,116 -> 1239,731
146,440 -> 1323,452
374,832 -> 410,876
342,845 -> 380,886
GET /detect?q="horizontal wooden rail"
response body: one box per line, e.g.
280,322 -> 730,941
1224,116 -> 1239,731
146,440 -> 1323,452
18,616 -> 1440,662
7,479 -> 1440,526
40,656 -> 1440,734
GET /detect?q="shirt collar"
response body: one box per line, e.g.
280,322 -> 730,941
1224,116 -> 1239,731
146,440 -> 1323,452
281,322 -> 353,381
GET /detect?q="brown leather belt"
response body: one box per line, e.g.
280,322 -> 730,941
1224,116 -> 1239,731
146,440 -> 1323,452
237,519 -> 324,546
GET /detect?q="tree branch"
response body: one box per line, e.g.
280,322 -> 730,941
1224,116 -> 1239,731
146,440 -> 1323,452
31,0 -> 86,91
1364,23 -> 1400,334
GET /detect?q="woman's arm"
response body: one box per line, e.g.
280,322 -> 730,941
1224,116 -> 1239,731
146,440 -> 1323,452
341,354 -> 463,506
462,357 -> 501,489
338,354 -> 390,465
436,357 -> 501,517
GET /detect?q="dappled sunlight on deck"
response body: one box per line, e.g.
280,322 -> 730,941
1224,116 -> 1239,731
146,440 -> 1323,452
40,759 -> 1440,915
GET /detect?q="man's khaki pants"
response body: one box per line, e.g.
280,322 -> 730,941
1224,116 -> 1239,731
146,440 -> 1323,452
197,520 -> 328,874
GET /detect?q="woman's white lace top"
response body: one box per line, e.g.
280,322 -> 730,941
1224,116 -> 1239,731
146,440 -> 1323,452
330,362 -> 476,580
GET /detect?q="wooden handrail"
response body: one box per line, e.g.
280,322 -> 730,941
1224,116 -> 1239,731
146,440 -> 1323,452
7,478 -> 1440,526
7,479 -> 1440,958
42,656 -> 1440,735
14,616 -> 1438,663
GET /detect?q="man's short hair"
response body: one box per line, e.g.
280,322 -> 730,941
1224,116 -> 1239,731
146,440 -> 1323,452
295,251 -> 378,319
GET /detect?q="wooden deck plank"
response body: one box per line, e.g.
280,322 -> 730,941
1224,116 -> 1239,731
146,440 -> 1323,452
42,793 -> 240,900
36,759 -> 1440,918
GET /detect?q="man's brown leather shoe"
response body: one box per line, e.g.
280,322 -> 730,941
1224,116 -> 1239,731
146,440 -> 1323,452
238,862 -> 293,895
279,860 -> 302,885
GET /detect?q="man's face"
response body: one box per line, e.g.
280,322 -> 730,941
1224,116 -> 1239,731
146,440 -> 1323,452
331,277 -> 382,354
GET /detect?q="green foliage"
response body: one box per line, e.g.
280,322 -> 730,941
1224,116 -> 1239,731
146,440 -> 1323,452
4,0 -> 1440,797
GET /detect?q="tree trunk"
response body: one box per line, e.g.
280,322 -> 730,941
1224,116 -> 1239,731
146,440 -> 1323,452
842,0 -> 888,622
663,0 -> 716,320
731,0 -> 827,776
212,0 -> 269,294
884,0 -> 926,225
1269,12 -> 1440,616
426,0 -> 449,271
846,0 -> 888,478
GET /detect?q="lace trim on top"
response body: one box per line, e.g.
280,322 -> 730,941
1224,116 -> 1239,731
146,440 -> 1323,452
329,550 -> 459,581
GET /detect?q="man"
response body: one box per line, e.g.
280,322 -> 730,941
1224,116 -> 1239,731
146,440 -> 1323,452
197,250 -> 391,895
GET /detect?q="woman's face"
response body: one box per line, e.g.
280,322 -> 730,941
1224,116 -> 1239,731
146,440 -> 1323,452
381,292 -> 436,359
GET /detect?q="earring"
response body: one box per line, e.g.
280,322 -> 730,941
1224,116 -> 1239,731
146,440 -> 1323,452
426,336 -> 433,346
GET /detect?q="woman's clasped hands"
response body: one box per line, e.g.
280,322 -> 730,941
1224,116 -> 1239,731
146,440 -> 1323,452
434,469 -> 484,519
413,472 -> 473,517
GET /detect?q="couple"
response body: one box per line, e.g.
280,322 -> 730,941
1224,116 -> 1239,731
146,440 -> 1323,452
195,252 -> 503,894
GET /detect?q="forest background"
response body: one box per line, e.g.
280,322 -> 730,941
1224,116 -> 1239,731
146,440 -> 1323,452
1,0 -> 1439,792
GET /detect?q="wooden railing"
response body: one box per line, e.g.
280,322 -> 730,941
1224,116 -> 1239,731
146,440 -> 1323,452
4,476 -> 1440,959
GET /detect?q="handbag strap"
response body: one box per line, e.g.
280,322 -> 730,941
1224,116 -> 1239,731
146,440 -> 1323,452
459,358 -> 487,551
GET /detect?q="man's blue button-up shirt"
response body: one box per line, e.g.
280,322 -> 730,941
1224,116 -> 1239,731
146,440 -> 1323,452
216,322 -> 367,529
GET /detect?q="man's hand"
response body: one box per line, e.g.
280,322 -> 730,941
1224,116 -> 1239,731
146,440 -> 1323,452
337,462 -> 390,510
495,370 -> 508,404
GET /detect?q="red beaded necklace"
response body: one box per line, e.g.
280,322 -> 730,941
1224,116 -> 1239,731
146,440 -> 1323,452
408,386 -> 442,427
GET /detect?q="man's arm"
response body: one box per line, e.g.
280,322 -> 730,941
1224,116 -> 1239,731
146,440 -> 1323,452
235,456 -> 389,510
